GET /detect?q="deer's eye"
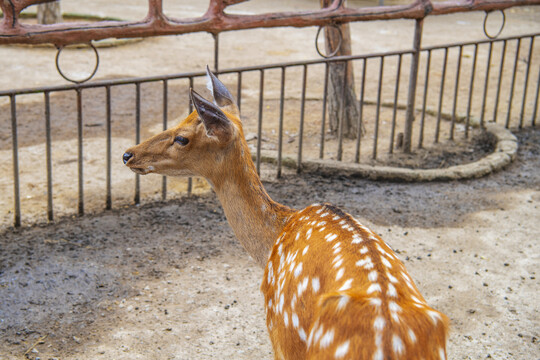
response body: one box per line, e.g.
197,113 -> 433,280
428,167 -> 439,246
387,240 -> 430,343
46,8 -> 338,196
174,136 -> 189,146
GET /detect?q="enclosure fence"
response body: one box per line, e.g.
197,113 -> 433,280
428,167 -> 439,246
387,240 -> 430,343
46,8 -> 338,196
1,29 -> 538,228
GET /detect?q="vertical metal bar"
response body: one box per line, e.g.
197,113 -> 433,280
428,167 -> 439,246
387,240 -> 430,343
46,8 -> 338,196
372,57 -> 384,159
213,33 -> 219,72
355,58 -> 367,163
418,49 -> 431,148
450,45 -> 463,140
277,67 -> 286,178
187,77 -> 193,195
389,54 -> 402,154
531,64 -> 540,127
319,62 -> 330,159
465,44 -> 478,138
105,86 -> 112,210
403,18 -> 423,153
134,83 -> 141,205
480,41 -> 493,127
256,69 -> 264,175
435,48 -> 448,143
76,89 -> 84,216
10,95 -> 21,227
237,71 -> 242,113
162,80 -> 168,200
519,37 -> 534,128
505,38 -> 521,128
44,92 -> 53,221
297,65 -> 308,172
492,40 -> 507,123
337,61 -> 347,161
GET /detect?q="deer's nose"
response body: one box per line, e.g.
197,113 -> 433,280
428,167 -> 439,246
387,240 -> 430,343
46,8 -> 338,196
123,152 -> 133,165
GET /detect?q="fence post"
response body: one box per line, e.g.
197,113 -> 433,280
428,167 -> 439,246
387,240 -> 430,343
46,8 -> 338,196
403,18 -> 424,153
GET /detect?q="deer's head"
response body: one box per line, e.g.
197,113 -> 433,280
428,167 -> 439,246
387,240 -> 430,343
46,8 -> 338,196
123,67 -> 243,180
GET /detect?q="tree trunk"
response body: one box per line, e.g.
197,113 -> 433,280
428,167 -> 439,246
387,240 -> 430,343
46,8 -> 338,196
320,0 -> 364,139
37,2 -> 63,25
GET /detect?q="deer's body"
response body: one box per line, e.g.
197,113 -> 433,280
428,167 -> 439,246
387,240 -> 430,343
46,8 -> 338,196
124,68 -> 448,359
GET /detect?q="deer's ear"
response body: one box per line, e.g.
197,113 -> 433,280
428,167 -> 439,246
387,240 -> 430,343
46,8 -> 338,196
190,89 -> 233,141
206,66 -> 239,116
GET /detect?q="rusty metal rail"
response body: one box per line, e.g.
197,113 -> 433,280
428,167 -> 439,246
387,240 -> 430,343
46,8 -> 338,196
1,0 -> 539,46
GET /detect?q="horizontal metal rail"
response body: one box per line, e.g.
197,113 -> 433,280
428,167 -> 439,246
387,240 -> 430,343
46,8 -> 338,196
1,0 -> 539,45
1,31 -> 538,97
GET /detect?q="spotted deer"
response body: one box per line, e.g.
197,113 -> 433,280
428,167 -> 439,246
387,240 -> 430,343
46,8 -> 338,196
123,67 -> 449,359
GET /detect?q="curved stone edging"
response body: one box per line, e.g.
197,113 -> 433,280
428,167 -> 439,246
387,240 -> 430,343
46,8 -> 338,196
258,122 -> 517,182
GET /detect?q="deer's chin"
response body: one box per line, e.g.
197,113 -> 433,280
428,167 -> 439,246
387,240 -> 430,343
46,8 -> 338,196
129,166 -> 153,175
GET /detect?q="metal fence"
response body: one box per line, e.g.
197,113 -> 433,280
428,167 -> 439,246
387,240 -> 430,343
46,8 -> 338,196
1,29 -> 539,227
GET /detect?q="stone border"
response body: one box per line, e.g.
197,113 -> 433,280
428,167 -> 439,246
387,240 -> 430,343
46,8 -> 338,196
258,122 -> 518,182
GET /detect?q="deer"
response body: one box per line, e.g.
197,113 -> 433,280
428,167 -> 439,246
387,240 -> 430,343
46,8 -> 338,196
123,67 -> 449,359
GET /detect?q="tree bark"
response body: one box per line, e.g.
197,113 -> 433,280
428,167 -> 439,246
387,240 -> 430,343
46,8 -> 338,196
37,1 -> 63,25
320,0 -> 363,139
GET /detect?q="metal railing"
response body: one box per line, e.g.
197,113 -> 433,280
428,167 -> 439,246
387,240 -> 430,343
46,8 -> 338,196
1,30 -> 538,228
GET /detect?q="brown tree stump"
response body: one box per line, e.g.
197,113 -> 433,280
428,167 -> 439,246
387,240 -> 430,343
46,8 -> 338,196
320,0 -> 364,139
37,1 -> 63,25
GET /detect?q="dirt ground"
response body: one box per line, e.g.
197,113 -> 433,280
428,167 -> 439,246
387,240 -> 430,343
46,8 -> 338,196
0,127 -> 539,360
1,1 -> 540,359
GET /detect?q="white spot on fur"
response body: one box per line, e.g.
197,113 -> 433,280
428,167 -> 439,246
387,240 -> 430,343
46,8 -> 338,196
336,268 -> 345,281
334,340 -> 350,358
306,228 -> 313,240
408,328 -> 417,343
292,312 -> 299,328
296,232 -> 300,241
298,277 -> 309,297
333,258 -> 344,268
367,283 -> 381,294
389,301 -> 401,313
325,233 -> 338,242
312,277 -> 320,293
428,310 -> 442,324
373,316 -> 385,331
387,283 -> 398,298
387,272 -> 398,283
302,245 -> 309,256
351,234 -> 363,244
314,325 -> 324,345
294,263 -> 303,278
360,246 -> 369,254
439,348 -> 446,360
320,329 -> 335,349
298,327 -> 307,342
373,348 -> 384,360
337,295 -> 349,310
368,270 -> 378,282
355,256 -> 371,268
283,310 -> 289,327
332,215 -> 340,221
370,298 -> 382,306
381,257 -> 392,268
392,335 -> 404,355
339,279 -> 353,291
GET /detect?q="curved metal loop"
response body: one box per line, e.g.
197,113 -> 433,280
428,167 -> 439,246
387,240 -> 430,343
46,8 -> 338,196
315,24 -> 343,58
55,42 -> 100,84
483,10 -> 506,40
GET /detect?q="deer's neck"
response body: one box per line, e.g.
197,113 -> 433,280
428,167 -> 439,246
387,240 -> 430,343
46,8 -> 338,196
209,144 -> 294,268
